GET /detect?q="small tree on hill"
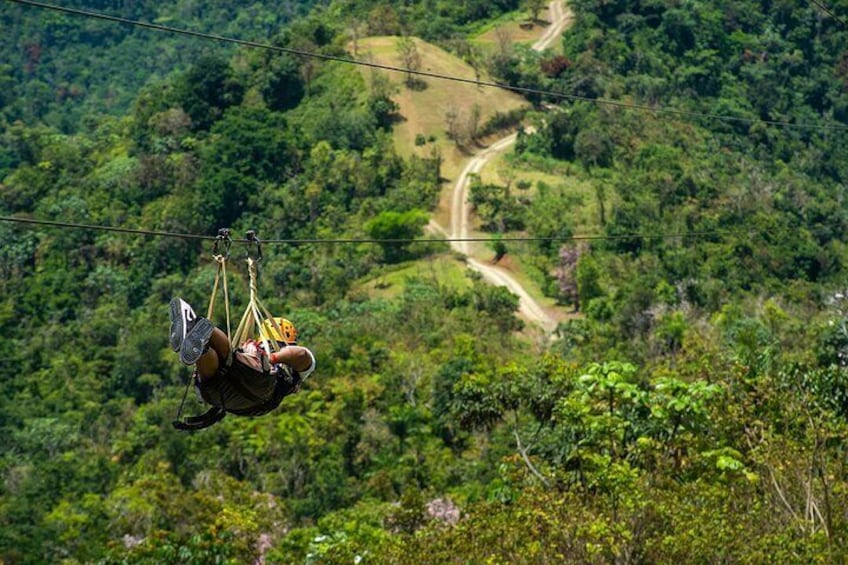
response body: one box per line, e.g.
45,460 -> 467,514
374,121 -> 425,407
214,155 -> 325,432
494,27 -> 513,58
557,243 -> 587,311
525,0 -> 547,23
445,104 -> 464,145
365,209 -> 429,263
397,36 -> 422,88
467,103 -> 482,143
347,18 -> 366,57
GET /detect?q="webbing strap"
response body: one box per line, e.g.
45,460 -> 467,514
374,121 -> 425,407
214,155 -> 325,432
232,257 -> 281,354
172,406 -> 226,431
206,254 -> 232,343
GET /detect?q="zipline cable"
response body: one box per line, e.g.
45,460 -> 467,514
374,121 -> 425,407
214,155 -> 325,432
0,215 -> 216,241
0,215 -> 745,244
5,0 -> 848,132
810,0 -> 848,28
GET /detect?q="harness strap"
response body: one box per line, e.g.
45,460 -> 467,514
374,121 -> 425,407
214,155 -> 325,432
232,257 -> 281,355
173,371 -> 195,426
207,253 -> 232,343
172,406 -> 226,431
172,371 -> 226,431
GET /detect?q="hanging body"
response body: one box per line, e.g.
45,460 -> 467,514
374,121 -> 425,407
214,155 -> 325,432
172,230 -> 310,431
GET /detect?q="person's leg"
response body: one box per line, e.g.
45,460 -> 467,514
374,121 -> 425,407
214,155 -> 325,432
196,327 -> 231,381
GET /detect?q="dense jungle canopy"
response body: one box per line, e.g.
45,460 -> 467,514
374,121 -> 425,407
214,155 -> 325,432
3,0 -> 848,562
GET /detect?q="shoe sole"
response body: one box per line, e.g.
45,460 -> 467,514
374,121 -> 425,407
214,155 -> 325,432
169,298 -> 184,352
180,317 -> 214,365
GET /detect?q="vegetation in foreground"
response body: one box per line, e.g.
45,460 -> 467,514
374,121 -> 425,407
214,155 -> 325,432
2,0 -> 848,562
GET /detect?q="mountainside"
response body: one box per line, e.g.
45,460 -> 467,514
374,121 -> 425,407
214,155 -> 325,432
354,35 -> 527,166
0,0 -> 320,133
3,0 -> 848,563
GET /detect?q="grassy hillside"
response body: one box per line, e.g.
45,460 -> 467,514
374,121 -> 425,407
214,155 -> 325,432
355,253 -> 471,300
355,36 -> 527,175
352,33 -> 571,325
474,2 -> 564,53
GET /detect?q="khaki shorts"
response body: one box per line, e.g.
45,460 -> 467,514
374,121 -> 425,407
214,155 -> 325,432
197,350 -> 276,413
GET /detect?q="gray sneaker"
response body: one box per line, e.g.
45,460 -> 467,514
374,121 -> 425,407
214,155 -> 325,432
169,297 -> 198,352
180,317 -> 214,365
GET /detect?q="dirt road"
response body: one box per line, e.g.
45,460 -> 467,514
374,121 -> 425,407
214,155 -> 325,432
533,0 -> 572,51
445,1 -> 571,334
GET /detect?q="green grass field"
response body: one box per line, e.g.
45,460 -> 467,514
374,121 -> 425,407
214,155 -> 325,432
474,3 -> 562,54
356,253 -> 473,300
479,152 -> 605,235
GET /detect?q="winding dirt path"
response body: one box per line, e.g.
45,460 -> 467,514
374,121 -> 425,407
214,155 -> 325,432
533,0 -> 571,51
445,1 -> 571,334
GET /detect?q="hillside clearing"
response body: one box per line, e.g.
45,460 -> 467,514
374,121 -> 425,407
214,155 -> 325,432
355,253 -> 472,300
355,36 -> 528,178
474,3 -> 564,54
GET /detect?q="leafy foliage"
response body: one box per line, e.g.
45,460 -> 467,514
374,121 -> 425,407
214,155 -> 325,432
3,0 -> 848,563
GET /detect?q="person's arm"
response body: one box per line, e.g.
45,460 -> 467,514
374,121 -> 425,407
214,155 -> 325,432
269,345 -> 314,374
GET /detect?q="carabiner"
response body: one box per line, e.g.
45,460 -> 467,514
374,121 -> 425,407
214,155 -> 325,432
245,229 -> 263,261
212,227 -> 233,259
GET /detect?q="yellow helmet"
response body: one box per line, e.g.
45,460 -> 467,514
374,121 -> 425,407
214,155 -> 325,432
260,317 -> 298,345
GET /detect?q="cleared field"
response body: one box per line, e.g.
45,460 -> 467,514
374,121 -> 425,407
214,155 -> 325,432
478,152 -> 604,235
474,4 -> 562,53
355,37 -> 528,174
356,253 -> 472,300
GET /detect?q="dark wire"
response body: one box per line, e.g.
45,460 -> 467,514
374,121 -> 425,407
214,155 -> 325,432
5,0 -> 848,132
0,215 -> 216,241
810,0 -> 848,28
0,215 -> 743,244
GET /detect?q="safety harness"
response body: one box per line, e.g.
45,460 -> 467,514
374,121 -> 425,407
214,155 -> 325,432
172,229 -> 292,431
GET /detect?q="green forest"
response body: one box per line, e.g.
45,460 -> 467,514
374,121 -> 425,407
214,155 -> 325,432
2,0 -> 848,562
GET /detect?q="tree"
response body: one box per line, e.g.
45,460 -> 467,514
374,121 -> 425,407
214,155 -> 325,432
452,39 -> 484,85
444,104 -> 463,144
469,279 -> 523,333
494,27 -> 514,59
347,17 -> 366,57
556,243 -> 586,310
397,36 -> 422,88
524,0 -> 547,23
0,64 -> 15,110
147,108 -> 192,154
488,234 -> 508,263
368,5 -> 401,35
574,129 -> 613,169
497,164 -> 516,198
364,209 -> 429,263
262,54 -> 304,112
467,103 -> 482,143
369,72 -> 400,129
172,56 -> 244,131
575,130 -> 613,226
575,252 -> 603,311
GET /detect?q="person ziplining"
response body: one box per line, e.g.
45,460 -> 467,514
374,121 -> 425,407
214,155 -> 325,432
169,229 -> 315,430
